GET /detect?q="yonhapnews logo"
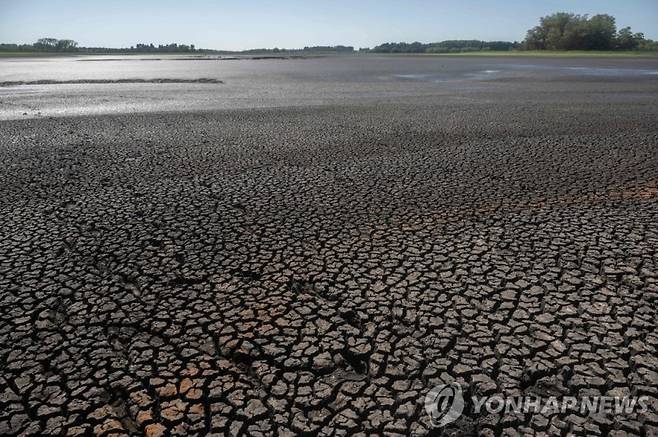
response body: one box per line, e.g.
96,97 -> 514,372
424,383 -> 464,427
424,383 -> 649,428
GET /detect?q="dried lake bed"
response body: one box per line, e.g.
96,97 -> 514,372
1,54 -> 658,435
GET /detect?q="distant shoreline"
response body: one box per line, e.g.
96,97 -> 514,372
376,50 -> 658,58
2,50 -> 657,59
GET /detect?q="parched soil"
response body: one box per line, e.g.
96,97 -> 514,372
1,82 -> 658,435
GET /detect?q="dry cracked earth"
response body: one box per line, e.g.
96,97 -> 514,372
1,77 -> 658,436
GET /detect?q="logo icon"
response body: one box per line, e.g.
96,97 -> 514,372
425,383 -> 465,427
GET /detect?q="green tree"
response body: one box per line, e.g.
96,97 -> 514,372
523,12 -> 651,51
34,38 -> 59,50
616,26 -> 644,50
543,13 -> 581,49
583,14 -> 616,49
56,39 -> 78,51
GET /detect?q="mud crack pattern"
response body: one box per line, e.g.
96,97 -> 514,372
1,82 -> 658,435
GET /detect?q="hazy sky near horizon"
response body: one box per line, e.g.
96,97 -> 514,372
1,0 -> 657,50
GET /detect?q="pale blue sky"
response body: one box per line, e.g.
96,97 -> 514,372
1,0 -> 657,50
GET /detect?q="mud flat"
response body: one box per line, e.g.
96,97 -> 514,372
1,56 -> 658,435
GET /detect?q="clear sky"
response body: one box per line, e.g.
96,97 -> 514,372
1,0 -> 657,50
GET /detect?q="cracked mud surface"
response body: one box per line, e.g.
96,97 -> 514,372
1,71 -> 658,436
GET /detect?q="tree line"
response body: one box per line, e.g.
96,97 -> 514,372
0,38 -> 198,53
0,39 -> 354,55
238,45 -> 354,54
371,40 -> 518,53
1,14 -> 656,54
523,13 -> 654,50
369,12 -> 655,53
131,43 -> 195,52
1,38 -> 79,52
